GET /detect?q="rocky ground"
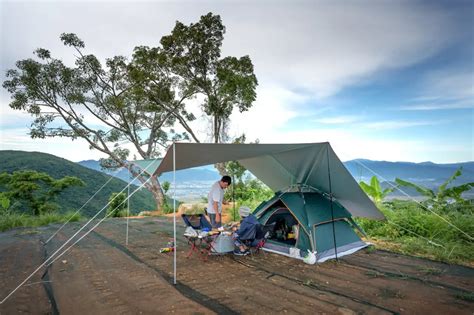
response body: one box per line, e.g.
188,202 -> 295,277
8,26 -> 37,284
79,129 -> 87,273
1,216 -> 473,314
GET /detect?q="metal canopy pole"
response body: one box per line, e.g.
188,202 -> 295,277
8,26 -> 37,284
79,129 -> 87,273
173,142 -> 177,285
232,174 -> 235,220
126,175 -> 130,246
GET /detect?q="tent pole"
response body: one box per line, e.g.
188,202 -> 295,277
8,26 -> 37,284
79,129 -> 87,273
326,144 -> 338,261
173,142 -> 177,285
232,174 -> 235,220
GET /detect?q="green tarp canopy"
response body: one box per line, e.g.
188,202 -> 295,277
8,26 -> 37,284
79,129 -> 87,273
155,142 -> 384,220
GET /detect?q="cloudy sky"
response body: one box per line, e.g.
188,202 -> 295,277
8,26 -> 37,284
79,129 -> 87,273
1,0 -> 473,163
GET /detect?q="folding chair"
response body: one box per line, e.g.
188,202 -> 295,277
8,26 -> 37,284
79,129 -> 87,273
182,213 -> 212,230
249,222 -> 276,255
181,214 -> 213,259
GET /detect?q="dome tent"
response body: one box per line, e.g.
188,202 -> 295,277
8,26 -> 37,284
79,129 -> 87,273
254,188 -> 368,262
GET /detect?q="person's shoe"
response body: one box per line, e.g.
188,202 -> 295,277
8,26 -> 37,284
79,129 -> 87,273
233,249 -> 249,256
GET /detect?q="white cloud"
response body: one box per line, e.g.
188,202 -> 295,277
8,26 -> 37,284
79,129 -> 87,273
313,115 -> 362,124
363,120 -> 443,130
1,1 -> 457,100
229,84 -> 303,141
223,2 -> 456,99
402,69 -> 474,111
400,102 -> 474,111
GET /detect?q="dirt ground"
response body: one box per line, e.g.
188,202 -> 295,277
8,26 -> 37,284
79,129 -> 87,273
1,216 -> 473,314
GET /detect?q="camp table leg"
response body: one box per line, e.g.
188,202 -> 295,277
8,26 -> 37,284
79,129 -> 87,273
200,234 -> 219,261
185,236 -> 201,258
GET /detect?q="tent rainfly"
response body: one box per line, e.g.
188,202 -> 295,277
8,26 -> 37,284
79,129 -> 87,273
155,143 -> 384,269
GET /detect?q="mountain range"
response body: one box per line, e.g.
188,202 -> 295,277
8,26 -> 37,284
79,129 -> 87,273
0,151 -> 156,216
79,158 -> 474,199
344,159 -> 474,187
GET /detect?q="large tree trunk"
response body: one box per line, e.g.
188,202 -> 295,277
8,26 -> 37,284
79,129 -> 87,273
128,163 -> 165,213
148,175 -> 165,212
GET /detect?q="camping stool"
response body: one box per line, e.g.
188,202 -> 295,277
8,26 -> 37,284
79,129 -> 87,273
248,222 -> 276,256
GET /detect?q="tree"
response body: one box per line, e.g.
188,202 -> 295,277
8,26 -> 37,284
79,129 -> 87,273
395,167 -> 474,209
2,33 -> 184,210
359,176 -> 395,204
3,12 -> 258,208
159,13 -> 258,175
0,170 -> 84,215
224,134 -> 248,182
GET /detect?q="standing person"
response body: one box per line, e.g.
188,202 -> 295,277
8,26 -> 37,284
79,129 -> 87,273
207,175 -> 231,228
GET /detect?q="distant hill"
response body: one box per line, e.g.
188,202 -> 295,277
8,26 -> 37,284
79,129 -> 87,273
78,160 -> 219,183
80,158 -> 474,187
344,159 -> 474,187
0,151 -> 156,217
78,159 -> 219,202
345,159 -> 474,198
79,157 -> 474,200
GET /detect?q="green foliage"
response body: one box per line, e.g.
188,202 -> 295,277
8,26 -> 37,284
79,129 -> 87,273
107,192 -> 127,217
225,176 -> 273,221
0,211 -> 81,232
0,169 -> 84,215
159,181 -> 179,214
162,202 -> 174,215
162,181 -> 171,194
356,200 -> 474,265
456,292 -> 474,302
395,167 -> 474,209
159,13 -> 258,143
0,151 -> 156,217
359,176 -> 395,204
0,193 -> 11,214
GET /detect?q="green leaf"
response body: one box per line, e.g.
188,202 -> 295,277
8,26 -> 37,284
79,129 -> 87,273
438,167 -> 462,195
395,178 -> 435,199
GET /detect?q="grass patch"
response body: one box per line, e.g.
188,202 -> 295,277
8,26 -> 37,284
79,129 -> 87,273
365,245 -> 376,254
356,200 -> 474,266
455,292 -> 474,302
0,211 -> 82,232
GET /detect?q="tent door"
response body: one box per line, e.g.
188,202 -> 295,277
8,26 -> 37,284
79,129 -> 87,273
263,208 -> 299,247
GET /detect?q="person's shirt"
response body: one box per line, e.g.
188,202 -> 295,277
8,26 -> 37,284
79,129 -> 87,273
236,214 -> 260,240
207,181 -> 224,214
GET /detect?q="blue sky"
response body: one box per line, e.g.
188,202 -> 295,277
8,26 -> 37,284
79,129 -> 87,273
0,0 -> 472,163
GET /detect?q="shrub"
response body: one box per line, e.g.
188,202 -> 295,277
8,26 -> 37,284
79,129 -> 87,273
107,192 -> 127,217
357,199 -> 474,264
162,202 -> 174,214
